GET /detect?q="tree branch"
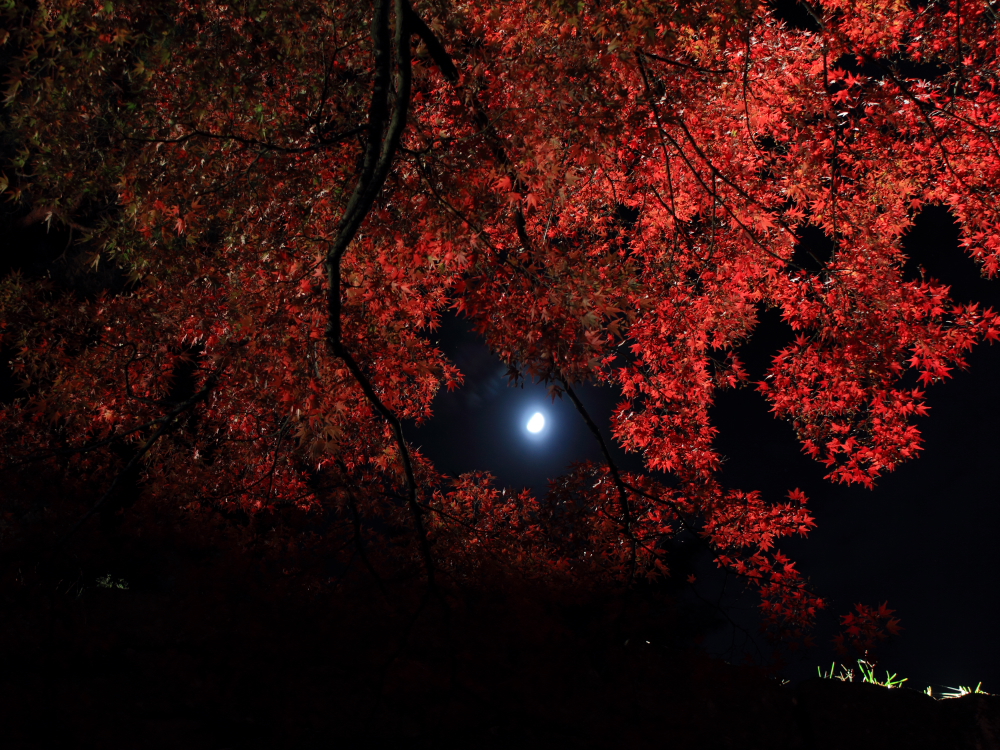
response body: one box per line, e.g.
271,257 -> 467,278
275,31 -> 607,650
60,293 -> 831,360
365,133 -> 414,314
559,379 -> 637,583
324,0 -> 436,588
404,6 -> 533,255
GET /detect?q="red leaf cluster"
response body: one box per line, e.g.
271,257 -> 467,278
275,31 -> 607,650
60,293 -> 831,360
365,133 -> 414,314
834,601 -> 904,660
2,0 -> 996,655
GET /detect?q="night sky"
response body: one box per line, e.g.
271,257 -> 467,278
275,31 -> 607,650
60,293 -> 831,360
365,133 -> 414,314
409,205 -> 1000,693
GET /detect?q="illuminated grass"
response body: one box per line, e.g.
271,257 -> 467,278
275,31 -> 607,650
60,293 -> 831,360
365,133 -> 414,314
816,660 -> 990,697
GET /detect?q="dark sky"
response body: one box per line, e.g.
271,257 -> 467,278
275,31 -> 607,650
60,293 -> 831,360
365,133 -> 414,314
409,206 -> 1000,693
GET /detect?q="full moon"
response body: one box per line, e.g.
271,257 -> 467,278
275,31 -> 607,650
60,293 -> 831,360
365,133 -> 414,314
526,412 -> 545,433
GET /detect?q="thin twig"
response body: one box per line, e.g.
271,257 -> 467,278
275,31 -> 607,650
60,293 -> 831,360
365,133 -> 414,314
559,379 -> 637,583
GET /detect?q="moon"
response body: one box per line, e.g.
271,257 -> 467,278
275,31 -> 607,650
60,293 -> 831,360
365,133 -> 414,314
526,412 -> 545,433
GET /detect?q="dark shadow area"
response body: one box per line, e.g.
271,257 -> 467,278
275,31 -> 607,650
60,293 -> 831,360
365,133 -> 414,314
0,463 -> 795,749
1,503 -> 995,749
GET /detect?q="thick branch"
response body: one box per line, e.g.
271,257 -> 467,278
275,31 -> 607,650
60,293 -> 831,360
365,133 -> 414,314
324,0 -> 435,586
326,0 -> 395,272
404,5 -> 458,82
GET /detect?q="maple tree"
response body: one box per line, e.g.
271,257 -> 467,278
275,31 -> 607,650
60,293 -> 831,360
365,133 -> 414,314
2,0 -> 999,663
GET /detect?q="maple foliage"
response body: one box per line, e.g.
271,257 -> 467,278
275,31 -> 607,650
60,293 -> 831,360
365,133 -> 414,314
2,0 -> 999,660
833,601 -> 904,658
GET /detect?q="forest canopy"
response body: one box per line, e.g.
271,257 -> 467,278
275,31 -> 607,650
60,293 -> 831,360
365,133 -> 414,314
2,0 -> 998,657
